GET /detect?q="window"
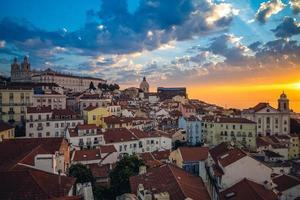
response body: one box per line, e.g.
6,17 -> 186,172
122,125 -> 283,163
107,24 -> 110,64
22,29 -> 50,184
61,123 -> 64,128
93,115 -> 96,120
232,125 -> 235,129
38,133 -> 42,137
55,132 -> 59,137
29,123 -> 33,128
55,123 -> 59,128
38,115 -> 41,120
46,132 -> 50,137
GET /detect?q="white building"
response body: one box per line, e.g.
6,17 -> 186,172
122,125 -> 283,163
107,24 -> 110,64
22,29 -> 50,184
102,128 -> 172,155
205,142 -> 273,198
78,94 -> 111,112
66,124 -> 105,150
26,106 -> 83,138
242,93 -> 290,136
272,174 -> 300,200
71,145 -> 118,165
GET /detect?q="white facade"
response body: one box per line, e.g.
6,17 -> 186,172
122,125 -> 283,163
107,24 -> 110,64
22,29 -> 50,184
219,156 -> 272,189
107,105 -> 121,116
26,107 -> 83,138
66,126 -> 105,150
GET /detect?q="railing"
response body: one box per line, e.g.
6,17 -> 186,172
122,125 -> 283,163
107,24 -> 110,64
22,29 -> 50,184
37,126 -> 43,131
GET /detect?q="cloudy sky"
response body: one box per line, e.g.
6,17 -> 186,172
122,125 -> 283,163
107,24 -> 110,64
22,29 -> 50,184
0,0 -> 300,110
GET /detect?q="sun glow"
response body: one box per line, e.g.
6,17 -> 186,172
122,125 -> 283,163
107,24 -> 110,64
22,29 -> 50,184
293,82 -> 300,90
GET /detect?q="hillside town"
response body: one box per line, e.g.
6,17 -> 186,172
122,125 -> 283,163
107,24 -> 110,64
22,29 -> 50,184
0,57 -> 300,200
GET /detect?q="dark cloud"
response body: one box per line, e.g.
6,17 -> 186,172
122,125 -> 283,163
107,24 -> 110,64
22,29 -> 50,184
248,41 -> 262,51
0,0 -> 237,56
255,0 -> 285,23
272,16 -> 300,38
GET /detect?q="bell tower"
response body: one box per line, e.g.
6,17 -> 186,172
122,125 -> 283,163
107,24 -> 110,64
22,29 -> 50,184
278,91 -> 289,112
11,57 -> 20,81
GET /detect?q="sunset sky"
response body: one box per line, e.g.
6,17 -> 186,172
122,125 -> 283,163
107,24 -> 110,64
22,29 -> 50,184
0,0 -> 299,111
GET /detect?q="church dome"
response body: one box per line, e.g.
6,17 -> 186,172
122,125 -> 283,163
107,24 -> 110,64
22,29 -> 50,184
280,91 -> 287,99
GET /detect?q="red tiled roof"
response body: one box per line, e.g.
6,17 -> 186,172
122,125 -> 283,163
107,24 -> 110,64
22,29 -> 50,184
88,163 -> 113,178
130,164 -> 210,200
252,103 -> 269,112
27,106 -> 52,113
215,117 -> 255,124
103,116 -> 132,124
273,174 -> 300,192
52,109 -> 77,117
99,145 -> 117,154
77,124 -> 98,130
84,105 -> 98,111
0,166 -> 75,200
103,128 -> 138,143
218,148 -> 247,167
0,121 -> 14,132
151,150 -> 171,161
0,138 -> 66,171
220,178 -> 277,200
179,147 -> 209,162
73,149 -> 101,162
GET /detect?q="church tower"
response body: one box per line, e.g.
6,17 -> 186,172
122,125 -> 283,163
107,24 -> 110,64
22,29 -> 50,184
20,56 -> 31,81
139,77 -> 149,93
11,57 -> 20,82
278,91 -> 289,112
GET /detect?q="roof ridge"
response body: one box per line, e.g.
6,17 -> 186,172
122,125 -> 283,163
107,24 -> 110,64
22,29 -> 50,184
12,144 -> 46,169
246,179 -> 269,200
28,170 -> 53,198
168,165 -> 188,199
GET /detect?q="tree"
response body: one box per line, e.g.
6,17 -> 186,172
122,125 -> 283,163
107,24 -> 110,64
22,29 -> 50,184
89,81 -> 96,90
69,163 -> 94,184
109,155 -> 144,197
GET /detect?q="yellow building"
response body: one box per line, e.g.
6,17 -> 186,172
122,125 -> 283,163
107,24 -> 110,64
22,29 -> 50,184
83,106 -> 111,127
0,121 -> 15,140
0,86 -> 33,123
203,117 -> 257,151
288,134 -> 299,159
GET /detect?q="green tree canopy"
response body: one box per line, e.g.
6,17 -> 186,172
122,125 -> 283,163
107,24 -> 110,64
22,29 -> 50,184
109,155 -> 144,196
69,163 -> 94,184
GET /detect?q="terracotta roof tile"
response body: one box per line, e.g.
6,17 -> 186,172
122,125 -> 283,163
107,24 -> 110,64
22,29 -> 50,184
73,149 -> 102,162
103,128 -> 138,143
130,164 -> 210,200
179,147 -> 209,162
0,166 -> 75,200
220,178 -> 277,200
273,174 -> 300,192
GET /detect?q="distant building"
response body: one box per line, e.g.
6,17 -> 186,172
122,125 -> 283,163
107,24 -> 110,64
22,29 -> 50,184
32,68 -> 106,92
10,57 -> 32,82
139,77 -> 149,93
242,92 -> 291,136
157,87 -> 186,101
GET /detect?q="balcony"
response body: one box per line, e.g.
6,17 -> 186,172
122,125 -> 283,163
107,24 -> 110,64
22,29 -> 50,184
78,140 -> 84,146
86,141 -> 92,146
94,140 -> 99,144
37,126 -> 43,131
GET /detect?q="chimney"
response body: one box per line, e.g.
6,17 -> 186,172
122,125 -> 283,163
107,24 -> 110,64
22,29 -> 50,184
139,165 -> 147,175
58,169 -> 62,186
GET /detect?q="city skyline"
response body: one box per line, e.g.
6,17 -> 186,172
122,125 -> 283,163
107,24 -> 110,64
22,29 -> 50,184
0,0 -> 300,111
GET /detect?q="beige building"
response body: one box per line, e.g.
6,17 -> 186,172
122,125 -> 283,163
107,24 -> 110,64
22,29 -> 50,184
202,116 -> 257,151
242,93 -> 290,136
0,86 -> 33,123
0,121 -> 15,140
33,90 -> 66,109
